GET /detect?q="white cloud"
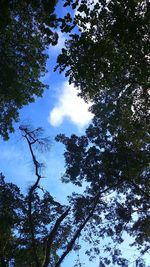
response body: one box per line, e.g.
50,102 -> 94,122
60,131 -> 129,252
48,82 -> 93,128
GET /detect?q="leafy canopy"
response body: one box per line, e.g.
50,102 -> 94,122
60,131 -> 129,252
55,0 -> 150,265
56,88 -> 150,265
0,0 -> 58,140
0,127 -> 105,267
56,0 -> 149,101
1,0 -> 150,265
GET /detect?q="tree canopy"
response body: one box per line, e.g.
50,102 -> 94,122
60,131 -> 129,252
0,0 -> 58,140
56,0 -> 149,107
0,0 -> 149,266
0,126 -> 105,267
56,89 -> 150,265
55,0 -> 150,264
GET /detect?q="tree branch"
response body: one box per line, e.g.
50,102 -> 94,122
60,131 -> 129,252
54,181 -> 122,267
42,207 -> 71,267
20,127 -> 43,267
54,197 -> 98,267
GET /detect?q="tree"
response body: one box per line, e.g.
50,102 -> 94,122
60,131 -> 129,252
0,126 -> 102,267
56,0 -> 149,115
0,173 -> 23,267
1,1 -> 149,265
20,126 -> 107,267
56,87 -> 150,265
1,125 -> 149,266
0,0 -> 58,140
55,3 -> 150,262
0,171 -> 68,267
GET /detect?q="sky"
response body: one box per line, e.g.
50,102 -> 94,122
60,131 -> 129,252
0,1 -> 149,267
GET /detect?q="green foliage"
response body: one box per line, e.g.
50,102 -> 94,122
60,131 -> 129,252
0,0 -> 58,140
56,0 -> 149,100
0,127 -> 102,267
1,0 -> 150,265
0,171 -> 71,267
0,173 -> 23,267
55,2 -> 150,264
16,191 -> 67,267
56,85 -> 150,264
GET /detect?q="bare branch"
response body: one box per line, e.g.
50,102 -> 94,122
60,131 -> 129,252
20,126 -> 47,267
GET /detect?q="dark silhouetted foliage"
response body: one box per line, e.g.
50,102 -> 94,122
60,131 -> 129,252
0,0 -> 58,140
56,88 -> 150,265
56,0 -> 149,107
0,127 -> 104,267
55,1 -> 150,264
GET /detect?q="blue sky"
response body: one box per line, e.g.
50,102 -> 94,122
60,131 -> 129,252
0,1 -> 149,267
